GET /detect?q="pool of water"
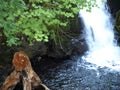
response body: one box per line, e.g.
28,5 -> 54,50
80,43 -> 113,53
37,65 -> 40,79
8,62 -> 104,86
34,57 -> 120,90
1,56 -> 120,90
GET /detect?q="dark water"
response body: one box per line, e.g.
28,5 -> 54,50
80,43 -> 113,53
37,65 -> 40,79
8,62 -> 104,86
33,56 -> 120,90
1,56 -> 120,90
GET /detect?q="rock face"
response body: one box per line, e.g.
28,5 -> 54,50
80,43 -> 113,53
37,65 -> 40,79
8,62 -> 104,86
107,0 -> 120,17
107,0 -> 120,43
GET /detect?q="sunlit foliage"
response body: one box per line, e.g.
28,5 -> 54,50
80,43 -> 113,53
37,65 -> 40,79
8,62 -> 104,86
0,0 -> 96,46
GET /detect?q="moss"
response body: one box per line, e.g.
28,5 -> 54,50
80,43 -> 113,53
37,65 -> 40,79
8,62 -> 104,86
115,10 -> 120,33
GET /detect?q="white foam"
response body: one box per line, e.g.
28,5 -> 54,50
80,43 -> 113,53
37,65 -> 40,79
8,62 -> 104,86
79,0 -> 120,71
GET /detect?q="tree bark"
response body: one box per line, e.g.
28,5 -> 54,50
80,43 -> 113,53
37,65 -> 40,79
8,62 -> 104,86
2,51 -> 50,90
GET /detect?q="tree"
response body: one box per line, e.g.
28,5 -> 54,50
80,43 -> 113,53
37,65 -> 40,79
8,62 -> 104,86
0,0 -> 97,46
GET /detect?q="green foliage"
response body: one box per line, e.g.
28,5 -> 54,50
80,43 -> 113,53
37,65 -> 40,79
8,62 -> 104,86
115,10 -> 120,32
0,0 -> 26,46
0,0 -> 96,46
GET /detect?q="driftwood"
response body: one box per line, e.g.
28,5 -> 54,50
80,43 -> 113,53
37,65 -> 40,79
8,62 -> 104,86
2,51 -> 50,90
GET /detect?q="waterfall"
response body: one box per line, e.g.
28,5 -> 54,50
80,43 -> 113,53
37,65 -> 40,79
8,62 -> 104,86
79,0 -> 120,70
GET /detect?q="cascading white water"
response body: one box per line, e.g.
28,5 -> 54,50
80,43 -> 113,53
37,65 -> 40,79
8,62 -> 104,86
79,0 -> 120,70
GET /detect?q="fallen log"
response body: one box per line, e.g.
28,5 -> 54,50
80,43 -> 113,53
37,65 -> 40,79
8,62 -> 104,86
1,51 -> 50,90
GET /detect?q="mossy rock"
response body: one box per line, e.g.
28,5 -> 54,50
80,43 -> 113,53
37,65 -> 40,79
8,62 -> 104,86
115,10 -> 120,33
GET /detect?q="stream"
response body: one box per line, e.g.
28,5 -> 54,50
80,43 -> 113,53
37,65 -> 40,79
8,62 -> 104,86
39,0 -> 120,90
1,0 -> 120,90
34,56 -> 120,90
0,56 -> 120,90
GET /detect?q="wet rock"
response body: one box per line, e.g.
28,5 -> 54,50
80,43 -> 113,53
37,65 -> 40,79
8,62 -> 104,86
107,0 -> 120,17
